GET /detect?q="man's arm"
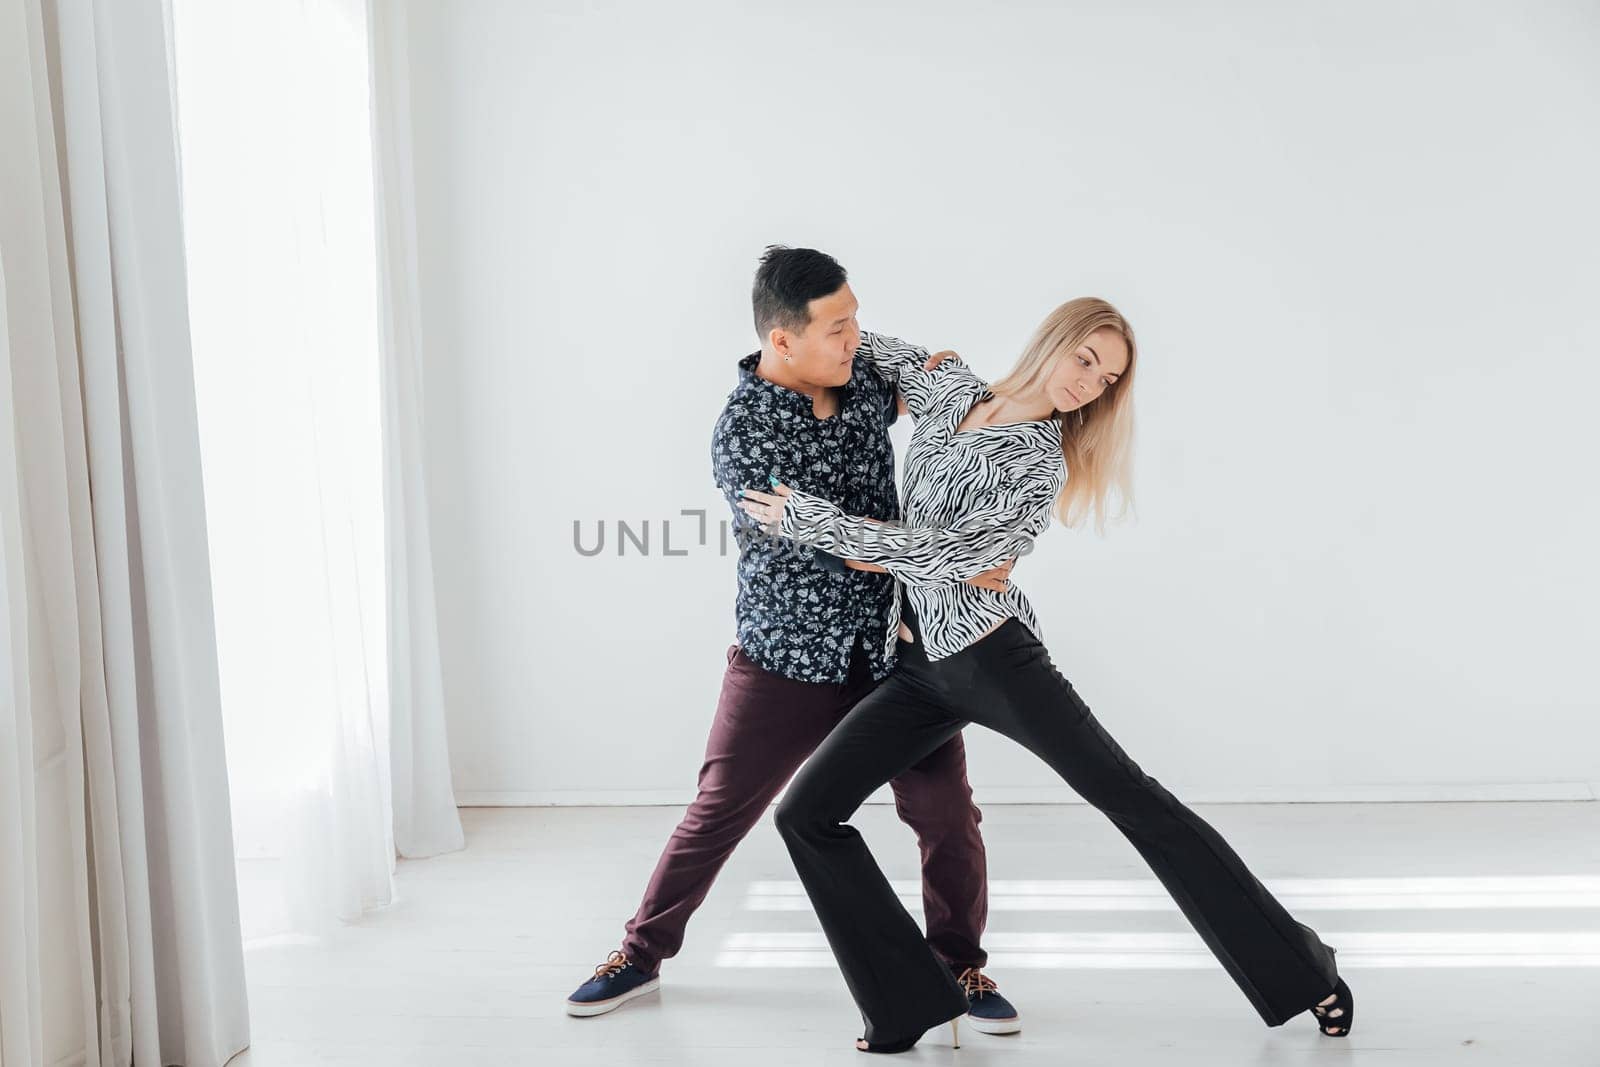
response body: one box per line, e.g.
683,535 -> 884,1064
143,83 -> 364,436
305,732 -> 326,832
712,405 -> 849,573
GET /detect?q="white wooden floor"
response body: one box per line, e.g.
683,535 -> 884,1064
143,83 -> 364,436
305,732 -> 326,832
231,801 -> 1600,1066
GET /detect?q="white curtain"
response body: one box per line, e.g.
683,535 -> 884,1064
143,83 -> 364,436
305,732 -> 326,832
0,0 -> 249,1064
370,0 -> 466,861
173,0 -> 396,935
172,0 -> 462,942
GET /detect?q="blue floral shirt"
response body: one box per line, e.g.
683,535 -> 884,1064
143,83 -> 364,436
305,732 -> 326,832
711,336 -> 904,683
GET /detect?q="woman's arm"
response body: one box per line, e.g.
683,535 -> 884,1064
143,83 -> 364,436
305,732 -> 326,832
773,470 -> 1061,585
857,332 -> 974,420
836,520 -> 1016,592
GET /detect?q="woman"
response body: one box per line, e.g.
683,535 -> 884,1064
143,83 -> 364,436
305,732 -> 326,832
738,299 -> 1353,1053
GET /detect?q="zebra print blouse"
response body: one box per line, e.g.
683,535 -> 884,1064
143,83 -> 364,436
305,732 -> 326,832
778,331 -> 1066,663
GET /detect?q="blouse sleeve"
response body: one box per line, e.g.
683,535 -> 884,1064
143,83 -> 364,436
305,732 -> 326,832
854,330 -> 974,420
777,467 -> 1062,584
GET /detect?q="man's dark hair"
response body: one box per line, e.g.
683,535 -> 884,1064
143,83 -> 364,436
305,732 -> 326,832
752,245 -> 848,339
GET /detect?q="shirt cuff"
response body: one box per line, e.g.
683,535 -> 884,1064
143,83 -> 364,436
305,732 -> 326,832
811,549 -> 850,574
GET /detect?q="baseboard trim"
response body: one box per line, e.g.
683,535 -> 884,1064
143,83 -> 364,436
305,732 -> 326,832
456,781 -> 1597,808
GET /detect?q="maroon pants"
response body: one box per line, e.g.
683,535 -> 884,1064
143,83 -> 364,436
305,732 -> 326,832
620,634 -> 989,976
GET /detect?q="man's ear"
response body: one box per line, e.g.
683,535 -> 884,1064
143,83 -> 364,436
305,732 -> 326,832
770,322 -> 805,358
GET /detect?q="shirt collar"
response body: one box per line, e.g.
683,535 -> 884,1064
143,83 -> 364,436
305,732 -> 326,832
736,351 -> 863,413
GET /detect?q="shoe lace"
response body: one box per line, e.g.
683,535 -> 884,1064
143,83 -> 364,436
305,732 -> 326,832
957,967 -> 998,1000
591,950 -> 629,981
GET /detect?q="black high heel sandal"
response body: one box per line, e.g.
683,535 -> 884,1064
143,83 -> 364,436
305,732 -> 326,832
1311,976 -> 1354,1036
855,1017 -> 961,1054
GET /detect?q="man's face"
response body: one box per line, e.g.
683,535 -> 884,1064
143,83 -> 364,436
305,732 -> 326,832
771,283 -> 861,388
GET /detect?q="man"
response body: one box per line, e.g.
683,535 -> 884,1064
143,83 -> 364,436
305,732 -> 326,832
565,246 -> 1022,1036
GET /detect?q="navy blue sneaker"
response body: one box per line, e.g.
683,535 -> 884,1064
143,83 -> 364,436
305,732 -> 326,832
957,966 -> 1021,1035
564,950 -> 660,1017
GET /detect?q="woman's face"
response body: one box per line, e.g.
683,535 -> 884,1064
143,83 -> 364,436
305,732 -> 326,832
1044,326 -> 1129,412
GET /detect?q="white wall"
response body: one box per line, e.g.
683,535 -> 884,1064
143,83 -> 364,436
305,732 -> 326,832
403,0 -> 1600,805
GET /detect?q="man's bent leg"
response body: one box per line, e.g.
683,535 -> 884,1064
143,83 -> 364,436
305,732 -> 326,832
888,732 -> 988,972
619,644 -> 851,974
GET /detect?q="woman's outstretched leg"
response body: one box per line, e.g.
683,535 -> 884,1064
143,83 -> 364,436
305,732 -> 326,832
774,666 -> 972,1046
965,621 -> 1341,1027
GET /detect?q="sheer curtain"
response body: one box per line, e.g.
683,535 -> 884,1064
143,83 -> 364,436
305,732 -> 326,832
370,0 -> 466,862
0,0 -> 249,1063
172,0 -> 463,939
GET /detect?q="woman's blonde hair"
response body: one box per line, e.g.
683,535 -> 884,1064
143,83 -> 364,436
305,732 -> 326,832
988,297 -> 1136,532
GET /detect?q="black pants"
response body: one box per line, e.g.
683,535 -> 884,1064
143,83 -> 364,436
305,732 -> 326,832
774,593 -> 1339,1044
